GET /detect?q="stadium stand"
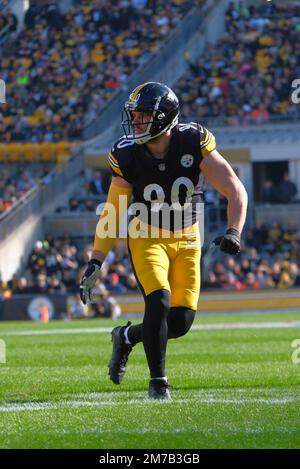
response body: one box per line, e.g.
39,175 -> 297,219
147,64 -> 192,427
173,1 -> 300,125
1,0 -> 300,306
0,0 -> 201,213
0,0 -> 200,144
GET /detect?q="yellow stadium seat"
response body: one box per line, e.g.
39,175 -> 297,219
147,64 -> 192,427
115,36 -> 124,46
33,51 -> 41,60
259,36 -> 273,46
0,144 -> 8,162
26,115 -> 40,126
55,142 -> 72,165
20,58 -> 32,68
23,143 -> 40,162
64,48 -> 72,57
35,111 -> 45,120
3,116 -> 13,125
50,51 -> 59,61
279,100 -> 289,113
149,43 -> 159,52
255,52 -> 271,72
6,143 -> 23,162
92,51 -> 105,62
127,47 -> 140,57
39,142 -> 55,162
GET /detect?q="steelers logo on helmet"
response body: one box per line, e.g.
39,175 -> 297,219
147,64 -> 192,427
180,154 -> 194,168
132,93 -> 140,104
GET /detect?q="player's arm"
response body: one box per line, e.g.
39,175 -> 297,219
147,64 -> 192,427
92,176 -> 133,263
80,176 -> 133,303
200,149 -> 248,254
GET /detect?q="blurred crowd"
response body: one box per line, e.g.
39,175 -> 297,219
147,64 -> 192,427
0,0 -> 197,143
204,221 -> 300,290
0,165 -> 53,215
56,169 -> 111,213
261,173 -> 297,204
174,1 -> 300,124
0,163 -> 109,217
1,222 -> 300,310
0,231 -> 139,301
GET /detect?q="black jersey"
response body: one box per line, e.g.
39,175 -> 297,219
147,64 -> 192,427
108,122 -> 216,231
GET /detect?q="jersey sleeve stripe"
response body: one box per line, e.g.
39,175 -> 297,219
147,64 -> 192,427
200,132 -> 212,148
109,161 -> 124,177
108,154 -> 120,168
200,131 -> 210,146
109,152 -> 119,165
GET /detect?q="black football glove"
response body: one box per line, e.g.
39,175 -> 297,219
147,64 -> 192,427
79,259 -> 102,304
211,228 -> 241,255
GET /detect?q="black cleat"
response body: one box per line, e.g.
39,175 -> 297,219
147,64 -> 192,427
148,378 -> 171,400
108,321 -> 133,384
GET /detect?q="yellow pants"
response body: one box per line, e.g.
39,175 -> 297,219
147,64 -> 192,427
128,221 -> 201,310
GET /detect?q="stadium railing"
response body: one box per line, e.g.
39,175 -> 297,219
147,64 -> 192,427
196,121 -> 300,146
184,114 -> 300,127
254,203 -> 300,226
0,0 -> 18,12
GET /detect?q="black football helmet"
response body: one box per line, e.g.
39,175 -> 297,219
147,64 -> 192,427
122,82 -> 179,144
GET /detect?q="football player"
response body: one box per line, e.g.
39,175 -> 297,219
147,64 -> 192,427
80,82 -> 248,400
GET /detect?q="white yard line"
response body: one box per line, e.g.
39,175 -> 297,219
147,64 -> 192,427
0,327 -> 113,336
1,321 -> 300,337
191,321 -> 300,330
0,392 -> 297,413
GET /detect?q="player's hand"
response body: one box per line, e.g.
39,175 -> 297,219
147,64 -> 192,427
79,259 -> 102,304
211,228 -> 240,255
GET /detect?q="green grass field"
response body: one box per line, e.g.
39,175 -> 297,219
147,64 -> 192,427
0,311 -> 300,449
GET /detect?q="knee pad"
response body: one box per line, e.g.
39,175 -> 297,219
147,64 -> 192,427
167,307 -> 196,339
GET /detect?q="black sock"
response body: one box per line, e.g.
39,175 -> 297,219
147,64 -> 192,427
142,289 -> 170,379
127,324 -> 142,345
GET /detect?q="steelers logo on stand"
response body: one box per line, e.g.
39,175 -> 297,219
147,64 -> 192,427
27,296 -> 54,321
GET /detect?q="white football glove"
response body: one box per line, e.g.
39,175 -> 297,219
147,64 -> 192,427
79,260 -> 102,304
